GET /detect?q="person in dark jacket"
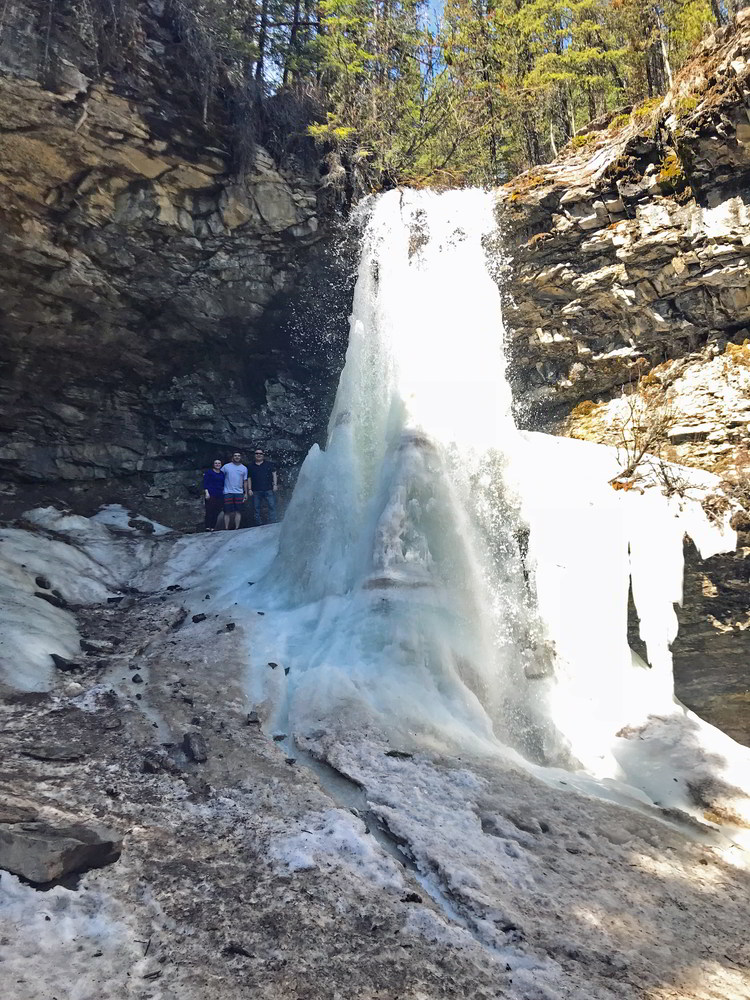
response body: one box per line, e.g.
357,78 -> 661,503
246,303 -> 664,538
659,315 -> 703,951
203,459 -> 225,531
248,448 -> 278,525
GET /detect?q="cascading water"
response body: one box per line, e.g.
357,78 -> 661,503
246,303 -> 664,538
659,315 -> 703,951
257,188 -> 555,758
251,187 -> 749,826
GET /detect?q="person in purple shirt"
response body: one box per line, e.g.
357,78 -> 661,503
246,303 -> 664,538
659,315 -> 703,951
202,458 -> 225,531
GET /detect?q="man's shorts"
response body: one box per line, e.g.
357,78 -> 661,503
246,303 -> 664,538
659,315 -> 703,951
223,493 -> 245,513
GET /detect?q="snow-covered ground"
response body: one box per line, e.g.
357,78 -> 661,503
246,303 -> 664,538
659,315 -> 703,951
1,508 -> 750,999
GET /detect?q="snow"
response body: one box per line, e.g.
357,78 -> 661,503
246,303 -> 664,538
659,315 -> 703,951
0,516 -> 119,690
307,733 -> 750,997
0,503 -> 278,692
91,503 -> 173,536
270,807 -> 406,888
0,870 -> 149,1000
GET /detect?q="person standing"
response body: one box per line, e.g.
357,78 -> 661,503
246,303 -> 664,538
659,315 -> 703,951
202,458 -> 225,531
248,448 -> 278,525
221,451 -> 249,530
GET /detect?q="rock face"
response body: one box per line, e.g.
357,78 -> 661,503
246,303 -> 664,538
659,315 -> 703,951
498,12 -> 750,744
498,9 -> 750,443
0,0 -> 350,525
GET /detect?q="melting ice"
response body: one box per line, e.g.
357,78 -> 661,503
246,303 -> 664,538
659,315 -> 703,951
248,188 -> 748,829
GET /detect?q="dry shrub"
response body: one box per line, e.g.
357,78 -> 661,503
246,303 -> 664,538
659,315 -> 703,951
610,388 -> 677,485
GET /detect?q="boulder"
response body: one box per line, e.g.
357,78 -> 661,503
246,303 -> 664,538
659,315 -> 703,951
183,731 -> 208,763
0,819 -> 122,884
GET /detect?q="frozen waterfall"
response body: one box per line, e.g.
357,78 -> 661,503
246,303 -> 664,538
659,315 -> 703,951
250,188 -> 748,826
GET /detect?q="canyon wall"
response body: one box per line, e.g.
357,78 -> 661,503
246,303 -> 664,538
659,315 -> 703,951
0,0 -> 351,525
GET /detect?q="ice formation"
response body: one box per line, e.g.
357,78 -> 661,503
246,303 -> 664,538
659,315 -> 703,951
245,188 -> 748,828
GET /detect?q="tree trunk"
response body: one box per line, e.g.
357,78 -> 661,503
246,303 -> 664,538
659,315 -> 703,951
710,0 -> 727,25
657,16 -> 673,89
283,0 -> 302,85
255,0 -> 269,83
522,111 -> 542,166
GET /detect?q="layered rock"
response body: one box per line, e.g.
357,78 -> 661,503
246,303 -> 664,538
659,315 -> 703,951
0,0 -> 350,525
497,9 -> 750,441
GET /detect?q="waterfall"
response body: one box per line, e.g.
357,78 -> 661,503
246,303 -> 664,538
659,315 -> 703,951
252,188 -> 746,817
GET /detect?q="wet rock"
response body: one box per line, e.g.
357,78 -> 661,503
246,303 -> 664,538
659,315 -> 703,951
0,0 -> 346,531
21,742 -> 88,762
223,942 -> 253,958
170,608 -> 188,630
0,818 -> 122,884
36,591 -> 68,610
268,661 -> 278,669
81,638 -> 115,655
142,749 -> 181,775
183,731 -> 208,763
731,510 -> 750,532
131,673 -> 144,684
0,803 -> 37,824
50,653 -> 81,672
192,613 -> 207,624
385,749 -> 413,759
34,575 -> 51,589
224,622 -> 236,632
401,892 -> 422,903
272,733 -> 286,741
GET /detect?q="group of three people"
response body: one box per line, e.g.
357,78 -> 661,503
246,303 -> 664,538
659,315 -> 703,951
203,449 -> 278,531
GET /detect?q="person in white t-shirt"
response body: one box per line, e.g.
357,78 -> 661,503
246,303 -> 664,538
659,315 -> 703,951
220,451 -> 249,530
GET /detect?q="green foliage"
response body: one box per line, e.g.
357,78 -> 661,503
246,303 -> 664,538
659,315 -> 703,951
675,94 -> 700,117
608,112 -> 631,129
632,96 -> 664,119
58,0 -> 726,189
657,149 -> 687,189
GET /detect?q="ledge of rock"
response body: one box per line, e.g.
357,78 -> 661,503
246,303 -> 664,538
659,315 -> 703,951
0,816 -> 122,884
0,0 -> 351,526
497,11 -> 750,745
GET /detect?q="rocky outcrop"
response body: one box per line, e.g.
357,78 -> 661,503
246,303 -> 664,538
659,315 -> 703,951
497,9 -> 750,444
0,0 -> 350,525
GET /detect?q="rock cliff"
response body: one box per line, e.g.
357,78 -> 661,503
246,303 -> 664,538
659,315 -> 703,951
497,12 -> 750,743
0,0 -> 350,525
498,11 -> 750,456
